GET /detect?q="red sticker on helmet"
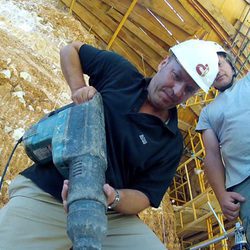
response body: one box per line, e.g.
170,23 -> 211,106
196,64 -> 209,77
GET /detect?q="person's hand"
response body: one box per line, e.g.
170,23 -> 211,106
103,184 -> 119,207
61,181 -> 119,213
61,179 -> 69,213
71,86 -> 97,104
218,191 -> 245,221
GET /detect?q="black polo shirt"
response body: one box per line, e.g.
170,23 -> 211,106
21,45 -> 183,208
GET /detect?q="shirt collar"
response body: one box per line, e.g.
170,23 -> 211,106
163,107 -> 179,135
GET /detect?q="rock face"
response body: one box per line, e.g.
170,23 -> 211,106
0,0 -> 96,206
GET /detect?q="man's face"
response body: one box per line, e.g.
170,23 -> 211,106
213,55 -> 234,90
147,57 -> 199,110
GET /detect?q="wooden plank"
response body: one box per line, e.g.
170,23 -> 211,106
177,0 -> 212,33
189,105 -> 202,116
106,7 -> 168,58
196,0 -> 236,37
62,0 -> 110,42
61,0 -> 154,75
115,30 -> 160,70
175,191 -> 221,236
177,211 -> 213,236
145,10 -> 193,42
178,120 -> 192,132
78,0 -> 159,70
167,0 -> 202,26
100,0 -> 177,46
111,40 -> 155,76
138,0 -> 199,35
178,107 -> 197,128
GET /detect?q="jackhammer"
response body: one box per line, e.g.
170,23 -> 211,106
22,93 -> 108,249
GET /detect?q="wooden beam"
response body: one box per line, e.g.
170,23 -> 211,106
196,0 -> 236,37
189,105 -> 202,116
61,0 -> 154,75
100,0 -> 177,46
146,10 -> 193,42
183,0 -> 235,46
138,0 -> 199,35
177,212 -> 213,236
69,0 -> 76,13
178,0 -> 212,33
178,120 -> 192,132
106,7 -> 168,58
78,0 -> 159,70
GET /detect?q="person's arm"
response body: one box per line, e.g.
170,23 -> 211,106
60,41 -> 96,103
202,129 -> 245,221
62,180 -> 150,215
103,184 -> 150,214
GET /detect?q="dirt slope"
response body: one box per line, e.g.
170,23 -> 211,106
0,0 -> 95,205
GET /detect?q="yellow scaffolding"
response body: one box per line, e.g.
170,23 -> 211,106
168,122 -> 235,249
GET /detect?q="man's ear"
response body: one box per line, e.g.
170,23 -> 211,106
158,56 -> 169,71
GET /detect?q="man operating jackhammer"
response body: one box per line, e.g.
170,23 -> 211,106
0,39 -> 223,249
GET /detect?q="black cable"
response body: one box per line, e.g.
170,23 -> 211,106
0,136 -> 23,191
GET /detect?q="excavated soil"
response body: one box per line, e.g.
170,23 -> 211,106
0,0 -> 96,205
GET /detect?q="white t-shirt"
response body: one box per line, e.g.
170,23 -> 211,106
196,72 -> 250,188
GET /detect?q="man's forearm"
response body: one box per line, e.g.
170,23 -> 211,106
113,188 -> 150,215
60,41 -> 86,93
202,129 -> 226,202
204,154 -> 226,202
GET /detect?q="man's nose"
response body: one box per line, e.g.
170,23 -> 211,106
173,82 -> 185,98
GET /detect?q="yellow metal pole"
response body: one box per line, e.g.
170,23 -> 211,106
197,159 -> 206,192
180,210 -> 184,228
195,121 -> 208,192
218,213 -> 228,250
185,164 -> 193,201
174,178 -> 178,202
188,127 -> 206,193
184,164 -> 197,220
206,218 -> 215,250
181,174 -> 187,202
107,0 -> 138,49
69,0 -> 76,14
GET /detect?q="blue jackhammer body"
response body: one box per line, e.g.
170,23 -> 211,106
23,93 -> 107,249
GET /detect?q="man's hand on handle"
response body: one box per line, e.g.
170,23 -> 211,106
218,191 -> 245,221
71,86 -> 97,104
61,180 -> 118,213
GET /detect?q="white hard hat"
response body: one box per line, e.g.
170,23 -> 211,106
170,39 -> 224,92
205,41 -> 226,53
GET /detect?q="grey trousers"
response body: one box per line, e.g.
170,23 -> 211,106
230,176 -> 250,243
0,175 -> 166,250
